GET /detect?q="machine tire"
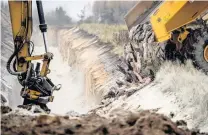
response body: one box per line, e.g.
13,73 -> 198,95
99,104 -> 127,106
192,32 -> 208,73
128,22 -> 166,77
128,22 -> 187,77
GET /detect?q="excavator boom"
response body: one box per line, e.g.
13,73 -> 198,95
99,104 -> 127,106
9,1 -> 32,72
8,0 -> 61,113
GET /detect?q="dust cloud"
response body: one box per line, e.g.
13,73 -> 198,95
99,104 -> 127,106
32,45 -> 91,115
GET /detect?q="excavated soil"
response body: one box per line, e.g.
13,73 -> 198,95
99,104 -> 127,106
2,108 -> 206,135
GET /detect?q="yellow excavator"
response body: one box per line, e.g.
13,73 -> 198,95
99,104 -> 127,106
125,1 -> 208,74
7,1 -> 61,113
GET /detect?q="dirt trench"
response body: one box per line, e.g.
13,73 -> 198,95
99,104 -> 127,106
53,27 -> 123,103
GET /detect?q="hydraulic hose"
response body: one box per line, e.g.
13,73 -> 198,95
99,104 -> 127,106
6,44 -> 26,76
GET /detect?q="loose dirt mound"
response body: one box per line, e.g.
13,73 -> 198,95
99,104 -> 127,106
2,109 -> 205,135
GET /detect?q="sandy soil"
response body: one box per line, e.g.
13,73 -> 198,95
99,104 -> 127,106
94,61 -> 208,132
2,107 -> 206,135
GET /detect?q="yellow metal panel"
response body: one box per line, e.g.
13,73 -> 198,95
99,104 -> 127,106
25,55 -> 44,61
124,1 -> 154,30
8,1 -> 22,39
27,89 -> 41,96
8,1 -> 33,72
9,1 -> 32,39
40,61 -> 49,77
150,1 -> 208,42
178,30 -> 189,43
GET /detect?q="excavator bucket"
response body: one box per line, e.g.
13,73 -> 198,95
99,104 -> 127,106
124,1 -> 161,30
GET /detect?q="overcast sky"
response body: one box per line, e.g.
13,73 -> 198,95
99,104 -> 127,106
2,0 -> 94,21
33,1 -> 94,21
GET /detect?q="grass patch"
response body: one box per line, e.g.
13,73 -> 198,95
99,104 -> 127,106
79,23 -> 128,56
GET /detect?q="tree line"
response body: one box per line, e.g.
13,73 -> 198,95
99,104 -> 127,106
2,1 -> 138,25
78,1 -> 137,24
32,6 -> 72,26
51,1 -> 138,25
43,1 -> 137,25
92,1 -> 137,24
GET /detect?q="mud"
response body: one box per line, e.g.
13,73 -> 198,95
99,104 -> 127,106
2,108 -> 206,135
1,106 -> 12,114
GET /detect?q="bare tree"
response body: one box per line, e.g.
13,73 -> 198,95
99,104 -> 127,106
92,1 -> 137,24
77,6 -> 86,24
